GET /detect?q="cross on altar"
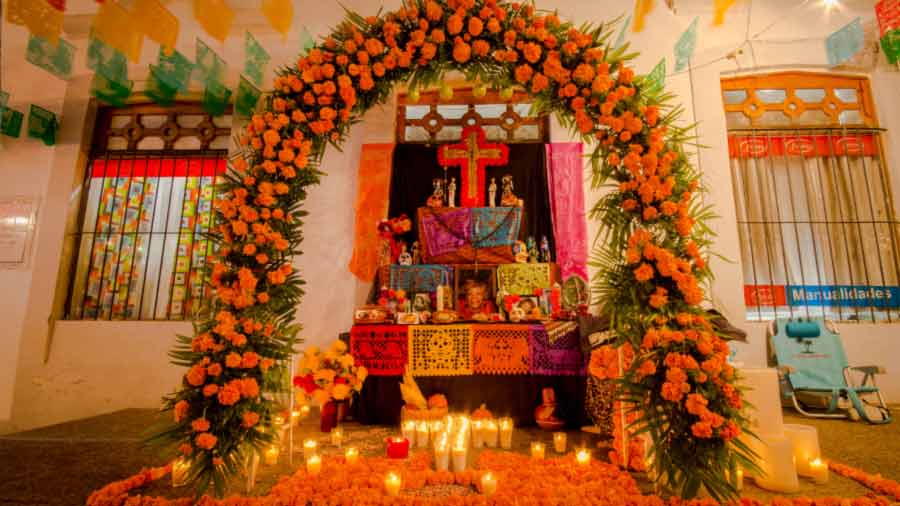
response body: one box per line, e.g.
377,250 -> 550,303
438,126 -> 509,207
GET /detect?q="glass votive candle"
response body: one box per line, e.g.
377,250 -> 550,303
303,439 -> 317,459
553,432 -> 566,453
434,440 -> 450,471
472,420 -> 484,448
402,420 -> 416,440
306,454 -> 322,475
498,418 -> 513,449
345,447 -> 359,465
416,421 -> 430,448
481,472 -> 498,497
809,458 -> 829,484
530,442 -> 545,460
484,420 -> 499,448
172,457 -> 189,488
576,448 -> 591,466
452,443 -> 467,472
264,445 -> 280,466
331,426 -> 344,447
385,471 -> 402,497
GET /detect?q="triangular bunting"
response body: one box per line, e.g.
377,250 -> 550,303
1,108 -> 25,138
262,0 -> 293,38
615,14 -> 632,49
713,0 -> 737,26
203,80 -> 232,117
145,65 -> 179,106
132,0 -> 179,55
646,59 -> 666,94
90,72 -> 134,107
826,17 -> 864,65
194,39 -> 226,86
92,1 -> 144,63
300,26 -> 316,54
674,17 -> 699,72
157,49 -> 195,92
26,34 -> 75,80
235,76 -> 262,117
194,0 -> 235,43
27,105 -> 58,146
88,37 -> 129,85
632,0 -> 655,32
244,32 -> 271,87
6,0 -> 65,45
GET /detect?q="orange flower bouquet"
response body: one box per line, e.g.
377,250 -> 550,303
294,340 -> 367,431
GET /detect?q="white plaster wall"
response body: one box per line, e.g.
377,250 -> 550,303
2,0 -> 899,432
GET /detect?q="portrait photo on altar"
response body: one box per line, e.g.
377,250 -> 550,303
454,266 -> 498,321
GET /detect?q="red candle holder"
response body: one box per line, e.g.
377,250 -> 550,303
385,437 -> 410,459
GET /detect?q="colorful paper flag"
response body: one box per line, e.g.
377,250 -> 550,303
88,37 -> 129,86
1,108 -> 25,138
244,32 -> 271,87
300,26 -> 316,54
155,49 -> 195,93
875,0 -> 900,37
27,105 -> 57,146
132,0 -> 179,55
26,35 -> 75,80
235,75 -> 262,117
92,2 -> 144,63
674,17 -> 699,72
203,80 -> 232,117
646,59 -> 666,94
615,14 -> 632,49
6,0 -> 65,44
632,0 -> 655,32
826,17 -> 865,65
194,0 -> 235,43
0,92 -> 9,110
145,65 -> 179,106
882,29 -> 900,64
262,0 -> 293,38
91,72 -> 134,107
713,0 -> 737,26
194,39 -> 226,86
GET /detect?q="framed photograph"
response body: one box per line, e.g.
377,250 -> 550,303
412,292 -> 432,312
454,265 -> 498,320
515,296 -> 541,319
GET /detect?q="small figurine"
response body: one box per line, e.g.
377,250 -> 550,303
427,178 -> 445,208
411,241 -> 422,265
398,243 -> 413,265
448,177 -> 457,208
488,177 -> 498,207
513,241 -> 529,263
540,236 -> 551,263
526,236 -> 539,263
534,387 -> 565,431
500,174 -> 522,207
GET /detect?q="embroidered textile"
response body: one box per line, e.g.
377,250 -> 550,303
496,263 -> 552,295
348,144 -> 394,281
544,320 -> 579,345
388,265 -> 453,293
471,207 -> 522,248
420,208 -> 471,257
350,325 -> 408,376
409,325 -> 472,376
472,324 -> 530,375
528,324 -> 585,376
545,143 -> 589,284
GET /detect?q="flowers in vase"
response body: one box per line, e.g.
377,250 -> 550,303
294,340 -> 367,406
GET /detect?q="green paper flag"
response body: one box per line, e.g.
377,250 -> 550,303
882,29 -> 900,64
195,39 -> 226,86
88,37 -> 129,85
300,26 -> 315,54
145,65 -> 179,106
28,105 -> 58,146
614,15 -> 631,49
0,91 -> 8,110
244,32 -> 270,87
203,80 -> 232,117
157,48 -> 195,92
674,17 -> 699,72
91,72 -> 134,107
646,59 -> 666,94
235,75 -> 262,117
26,35 -> 75,80
826,17 -> 864,65
1,108 -> 24,138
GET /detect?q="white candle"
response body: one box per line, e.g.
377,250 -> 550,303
484,420 -> 499,448
302,439 -> 317,459
331,426 -> 344,447
735,468 -> 744,491
416,421 -> 430,448
452,444 -> 467,472
434,440 -> 450,471
385,471 -> 402,497
753,435 -> 799,493
553,432 -> 567,453
576,448 -> 590,466
430,421 -> 444,443
402,420 -> 416,440
481,472 -> 498,497
306,454 -> 322,475
345,447 -> 359,465
472,420 -> 484,448
499,418 -> 513,449
809,458 -> 829,484
273,414 -> 286,427
264,445 -> 280,466
530,442 -> 545,460
784,424 -> 820,477
172,457 -> 189,487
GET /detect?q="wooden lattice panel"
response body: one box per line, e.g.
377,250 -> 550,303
92,102 -> 233,152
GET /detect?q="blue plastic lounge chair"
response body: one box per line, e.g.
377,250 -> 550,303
766,317 -> 891,424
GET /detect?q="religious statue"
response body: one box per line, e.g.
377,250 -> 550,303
540,236 -> 551,263
534,387 -> 565,431
488,177 -> 498,207
447,177 -> 457,208
526,236 -> 539,263
513,241 -> 529,263
398,243 -> 413,265
438,126 -> 509,207
411,241 -> 421,265
426,178 -> 444,208
500,174 -> 522,207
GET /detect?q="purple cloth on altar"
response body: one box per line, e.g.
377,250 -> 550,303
528,324 -> 585,376
421,208 -> 471,257
545,143 -> 588,283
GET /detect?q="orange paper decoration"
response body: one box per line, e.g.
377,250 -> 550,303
194,0 -> 235,42
713,0 -> 737,25
132,0 -> 179,54
6,0 -> 64,44
262,0 -> 293,38
92,2 -> 144,62
348,144 -> 394,282
631,0 -> 655,32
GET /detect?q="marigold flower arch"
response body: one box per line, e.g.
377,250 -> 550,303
152,0 -> 756,500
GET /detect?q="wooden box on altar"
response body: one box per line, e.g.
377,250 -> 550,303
496,262 -> 561,295
417,206 -> 522,264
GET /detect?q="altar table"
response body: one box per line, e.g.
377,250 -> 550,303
349,322 -> 588,427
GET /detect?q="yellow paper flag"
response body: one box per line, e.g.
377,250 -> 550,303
713,0 -> 737,26
632,0 -> 656,32
6,0 -> 64,44
132,0 -> 179,55
262,0 -> 294,38
92,2 -> 144,63
194,0 -> 235,43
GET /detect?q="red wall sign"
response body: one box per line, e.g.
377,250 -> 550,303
728,134 -> 877,159
876,0 -> 900,37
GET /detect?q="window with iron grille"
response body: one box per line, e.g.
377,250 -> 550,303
722,72 -> 900,322
65,103 -> 233,320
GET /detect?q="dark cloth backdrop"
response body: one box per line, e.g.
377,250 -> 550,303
387,143 -> 555,254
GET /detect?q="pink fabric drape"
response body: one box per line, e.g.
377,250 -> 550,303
545,143 -> 588,283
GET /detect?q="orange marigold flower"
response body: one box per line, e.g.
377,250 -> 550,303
225,352 -> 242,369
486,17 -> 501,33
514,64 -> 533,84
472,39 -> 490,57
186,364 -> 206,387
241,352 -> 260,369
217,383 -> 241,406
425,0 -> 443,21
258,292 -> 270,303
468,16 -> 484,36
447,14 -> 464,35
504,30 -> 516,47
453,40 -> 472,63
191,417 -> 211,432
621,199 -> 638,212
531,73 -> 550,93
242,411 -> 260,428
174,400 -> 189,422
207,363 -> 223,377
203,384 -> 219,398
643,206 -> 658,221
633,263 -> 654,282
240,377 -> 260,398
195,432 -> 218,450
522,42 -> 542,63
691,421 -> 713,438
